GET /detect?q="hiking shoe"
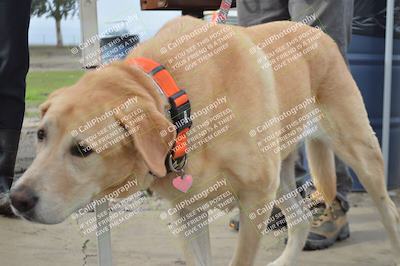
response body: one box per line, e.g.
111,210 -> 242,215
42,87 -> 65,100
0,129 -> 21,218
0,193 -> 17,218
304,198 -> 350,250
229,206 -> 287,232
229,213 -> 240,231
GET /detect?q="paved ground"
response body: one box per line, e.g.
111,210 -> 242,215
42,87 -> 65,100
0,194 -> 398,266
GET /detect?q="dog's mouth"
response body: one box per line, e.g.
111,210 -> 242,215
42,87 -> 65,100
11,202 -> 52,224
10,206 -> 37,222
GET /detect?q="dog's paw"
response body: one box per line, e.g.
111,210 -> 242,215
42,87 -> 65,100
267,256 -> 293,266
267,263 -> 287,266
267,260 -> 289,266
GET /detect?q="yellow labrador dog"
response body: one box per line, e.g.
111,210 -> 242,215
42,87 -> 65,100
10,16 -> 400,266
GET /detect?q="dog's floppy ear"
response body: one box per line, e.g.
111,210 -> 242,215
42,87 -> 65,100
118,108 -> 176,177
39,87 -> 68,119
39,100 -> 51,119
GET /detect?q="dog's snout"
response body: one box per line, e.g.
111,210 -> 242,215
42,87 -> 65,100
10,185 -> 39,213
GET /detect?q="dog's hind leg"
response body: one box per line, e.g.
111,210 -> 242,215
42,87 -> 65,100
316,66 -> 400,264
328,131 -> 400,265
177,208 -> 212,266
267,152 -> 311,266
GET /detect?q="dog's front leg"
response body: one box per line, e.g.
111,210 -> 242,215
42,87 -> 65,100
176,208 -> 212,266
267,153 -> 311,266
230,192 -> 277,266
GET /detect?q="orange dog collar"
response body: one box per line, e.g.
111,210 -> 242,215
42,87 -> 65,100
126,57 -> 192,173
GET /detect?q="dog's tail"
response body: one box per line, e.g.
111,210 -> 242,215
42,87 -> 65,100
305,139 -> 337,206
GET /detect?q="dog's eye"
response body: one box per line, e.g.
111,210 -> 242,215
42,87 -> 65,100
37,129 -> 46,141
70,143 -> 93,158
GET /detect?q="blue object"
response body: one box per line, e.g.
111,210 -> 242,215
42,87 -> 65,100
100,34 -> 139,65
347,34 -> 400,190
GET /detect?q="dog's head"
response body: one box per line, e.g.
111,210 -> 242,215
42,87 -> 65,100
10,62 -> 176,224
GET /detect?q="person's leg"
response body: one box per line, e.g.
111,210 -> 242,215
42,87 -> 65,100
289,0 -> 355,250
289,0 -> 354,62
237,0 -> 290,26
289,0 -> 354,209
334,156 -> 352,211
0,0 -> 32,216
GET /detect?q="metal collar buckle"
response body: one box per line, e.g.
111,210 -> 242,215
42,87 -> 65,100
167,153 -> 187,173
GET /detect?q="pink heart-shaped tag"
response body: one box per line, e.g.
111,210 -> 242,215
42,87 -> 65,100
172,175 -> 193,193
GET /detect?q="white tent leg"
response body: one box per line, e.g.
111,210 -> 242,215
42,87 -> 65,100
79,0 -> 101,68
382,0 -> 395,185
95,200 -> 113,266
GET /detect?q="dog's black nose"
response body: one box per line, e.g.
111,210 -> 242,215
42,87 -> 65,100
10,185 -> 38,213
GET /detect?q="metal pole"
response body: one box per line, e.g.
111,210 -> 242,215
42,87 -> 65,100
79,1 -> 112,264
95,200 -> 113,266
79,0 -> 101,68
382,0 -> 395,185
